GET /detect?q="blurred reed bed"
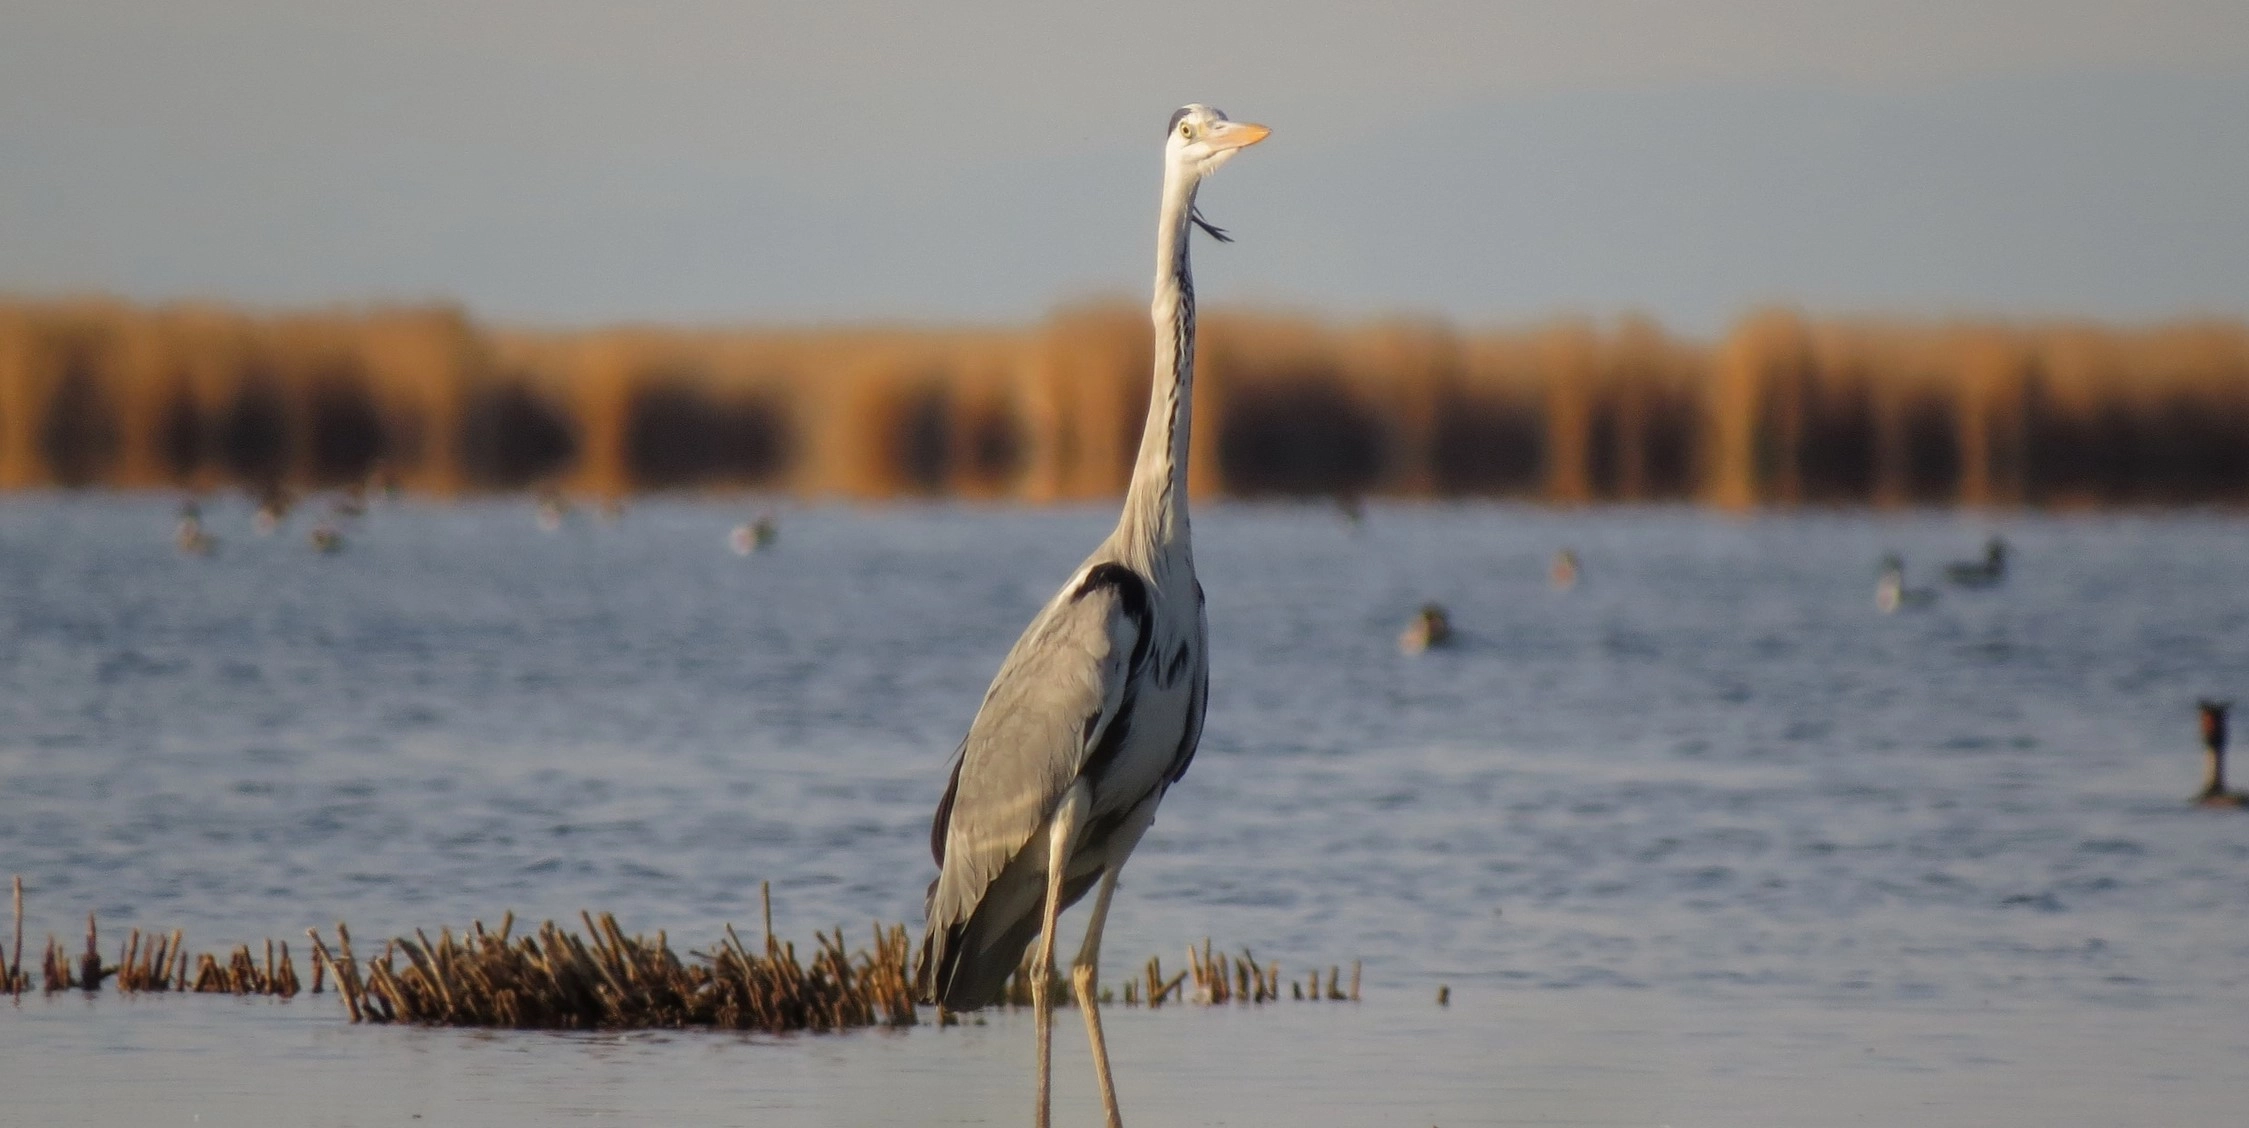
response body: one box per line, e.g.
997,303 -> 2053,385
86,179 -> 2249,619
1,880 -> 1357,1032
2,297 -> 2244,506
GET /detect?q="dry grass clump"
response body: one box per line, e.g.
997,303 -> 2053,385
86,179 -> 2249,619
8,915 -> 301,998
4,877 -> 1365,1032
304,901 -> 918,1033
984,936 -> 1359,1012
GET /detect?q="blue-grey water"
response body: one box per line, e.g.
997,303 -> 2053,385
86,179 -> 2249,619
2,496 -> 2245,1126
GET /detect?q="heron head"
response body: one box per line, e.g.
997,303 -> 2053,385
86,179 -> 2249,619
1166,104 -> 1269,180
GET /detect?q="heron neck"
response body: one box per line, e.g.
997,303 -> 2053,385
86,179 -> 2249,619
1120,171 -> 1198,558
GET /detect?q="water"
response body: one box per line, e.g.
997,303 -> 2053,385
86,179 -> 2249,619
3,496 -> 2246,1125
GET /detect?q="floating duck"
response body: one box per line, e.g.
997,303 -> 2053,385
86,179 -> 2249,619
1876,554 -> 1936,613
2194,700 -> 2245,809
729,514 -> 778,556
174,501 -> 215,556
1945,537 -> 2007,587
535,490 -> 569,532
1550,548 -> 1580,591
252,488 -> 292,535
1398,603 -> 1453,655
309,522 -> 345,554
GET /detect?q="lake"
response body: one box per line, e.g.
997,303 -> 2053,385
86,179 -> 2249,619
3,496 -> 2245,1125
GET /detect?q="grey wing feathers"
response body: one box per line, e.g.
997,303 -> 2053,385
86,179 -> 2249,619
917,567 -> 1148,1007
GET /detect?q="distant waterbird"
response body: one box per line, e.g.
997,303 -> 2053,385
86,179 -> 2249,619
1876,554 -> 1936,613
729,515 -> 778,556
174,501 -> 215,557
1945,537 -> 2007,587
915,103 -> 1267,1128
309,522 -> 345,554
535,490 -> 570,533
2194,700 -> 2244,809
1398,603 -> 1454,654
1550,548 -> 1580,591
252,489 -> 292,536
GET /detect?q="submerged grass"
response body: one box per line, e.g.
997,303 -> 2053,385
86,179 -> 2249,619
2,879 -> 1357,1033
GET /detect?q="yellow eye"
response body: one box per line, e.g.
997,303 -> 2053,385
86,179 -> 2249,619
1178,122 -> 1193,140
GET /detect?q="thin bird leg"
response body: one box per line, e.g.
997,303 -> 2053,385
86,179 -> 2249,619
1072,865 -> 1126,1128
1033,783 -> 1088,1128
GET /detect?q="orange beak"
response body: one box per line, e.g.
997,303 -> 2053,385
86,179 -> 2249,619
1208,121 -> 1271,151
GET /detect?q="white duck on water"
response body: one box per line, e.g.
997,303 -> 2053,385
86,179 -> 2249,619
1876,554 -> 1937,613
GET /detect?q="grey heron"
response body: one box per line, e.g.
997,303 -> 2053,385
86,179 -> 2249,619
915,103 -> 1268,1127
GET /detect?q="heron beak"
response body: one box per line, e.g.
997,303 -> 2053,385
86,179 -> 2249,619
1208,122 -> 1271,152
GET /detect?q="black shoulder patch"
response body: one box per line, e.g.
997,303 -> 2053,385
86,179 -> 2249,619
1079,687 -> 1138,792
1073,563 -> 1154,674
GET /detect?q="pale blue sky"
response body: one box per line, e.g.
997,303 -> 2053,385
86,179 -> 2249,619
3,1 -> 2247,332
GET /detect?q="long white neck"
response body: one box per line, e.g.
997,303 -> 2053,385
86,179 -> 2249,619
1118,164 -> 1199,559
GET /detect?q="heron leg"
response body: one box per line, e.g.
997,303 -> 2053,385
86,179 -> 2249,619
1071,866 -> 1125,1128
1033,782 -> 1089,1128
1073,801 -> 1154,1128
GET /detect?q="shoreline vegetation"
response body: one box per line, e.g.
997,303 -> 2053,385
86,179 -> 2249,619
0,879 -> 1357,1033
2,298 -> 2245,508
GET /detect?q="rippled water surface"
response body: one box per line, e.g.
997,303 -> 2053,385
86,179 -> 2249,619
3,496 -> 2246,1126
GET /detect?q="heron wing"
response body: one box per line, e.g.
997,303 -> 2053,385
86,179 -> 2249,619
918,563 -> 1150,1005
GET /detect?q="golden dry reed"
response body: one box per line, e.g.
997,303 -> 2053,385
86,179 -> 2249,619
6,912 -> 302,998
8,298 -> 2235,506
3,879 -> 1358,1030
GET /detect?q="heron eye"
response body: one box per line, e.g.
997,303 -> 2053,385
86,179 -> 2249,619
1178,122 -> 1193,140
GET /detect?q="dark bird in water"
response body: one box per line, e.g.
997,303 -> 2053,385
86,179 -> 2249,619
309,522 -> 345,555
915,103 -> 1267,1128
2194,700 -> 2245,809
1398,603 -> 1454,654
1945,537 -> 2007,587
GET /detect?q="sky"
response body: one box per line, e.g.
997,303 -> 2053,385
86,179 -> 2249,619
3,1 -> 2247,334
